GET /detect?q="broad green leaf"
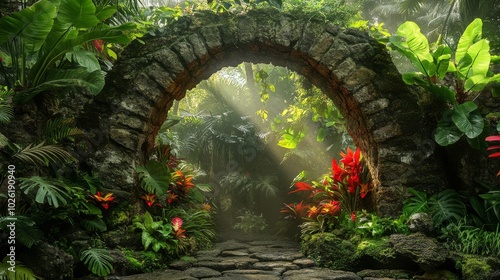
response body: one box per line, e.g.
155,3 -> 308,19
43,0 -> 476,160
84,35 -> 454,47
432,45 -> 452,79
457,39 -> 490,79
316,127 -> 326,142
390,21 -> 435,77
0,0 -> 57,53
65,48 -> 100,72
455,18 -> 482,65
19,176 -> 69,208
402,72 -> 427,86
467,126 -> 489,150
58,0 -> 100,28
278,130 -> 305,150
435,110 -> 464,146
96,6 -> 117,21
427,84 -> 456,104
464,74 -> 490,92
451,102 -> 484,138
136,160 -> 171,195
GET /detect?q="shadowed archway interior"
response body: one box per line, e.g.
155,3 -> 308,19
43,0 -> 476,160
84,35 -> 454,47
80,9 -> 448,216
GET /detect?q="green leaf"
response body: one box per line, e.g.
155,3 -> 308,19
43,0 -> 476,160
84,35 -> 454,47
0,256 -> 42,280
0,0 -> 57,53
403,188 -> 430,216
136,160 -> 171,195
81,218 -> 107,232
435,110 -> 464,146
13,142 -> 74,165
65,48 -> 101,72
96,6 -> 117,21
457,39 -> 490,80
466,125 -> 488,150
58,0 -> 100,28
277,130 -> 305,150
402,72 -> 428,86
451,102 -> 484,138
80,248 -> 114,277
455,18 -> 482,65
316,127 -> 326,142
427,84 -> 456,104
390,21 -> 435,77
19,176 -> 69,208
432,45 -> 452,79
429,189 -> 466,225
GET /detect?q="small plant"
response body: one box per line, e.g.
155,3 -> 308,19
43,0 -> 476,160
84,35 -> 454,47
133,212 -> 176,254
233,209 -> 267,233
80,248 -> 114,277
0,256 -> 41,280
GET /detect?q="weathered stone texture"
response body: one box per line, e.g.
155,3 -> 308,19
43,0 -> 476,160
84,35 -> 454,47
79,9 -> 450,216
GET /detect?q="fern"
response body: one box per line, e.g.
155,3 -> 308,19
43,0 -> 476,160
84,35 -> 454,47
19,176 -> 69,208
0,104 -> 13,124
80,248 -> 114,277
429,189 -> 466,225
13,142 -> 74,166
44,117 -> 83,144
136,160 -> 171,195
0,257 -> 42,280
403,188 -> 430,216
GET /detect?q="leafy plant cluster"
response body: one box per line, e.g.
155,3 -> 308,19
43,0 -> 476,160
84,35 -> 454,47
388,19 -> 500,148
133,144 -> 216,258
281,148 -> 372,237
233,209 -> 268,233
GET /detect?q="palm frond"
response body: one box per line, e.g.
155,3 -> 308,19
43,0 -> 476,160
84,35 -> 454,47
13,142 -> 75,166
429,189 -> 466,225
0,256 -> 42,280
80,248 -> 114,277
0,104 -> 13,124
0,215 -> 44,248
44,117 -> 83,144
19,176 -> 69,208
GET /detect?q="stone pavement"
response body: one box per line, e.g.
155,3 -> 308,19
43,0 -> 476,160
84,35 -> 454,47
118,235 -> 411,280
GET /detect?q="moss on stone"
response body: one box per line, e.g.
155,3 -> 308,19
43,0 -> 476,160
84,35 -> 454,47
459,255 -> 493,280
301,232 -> 357,270
356,237 -> 396,265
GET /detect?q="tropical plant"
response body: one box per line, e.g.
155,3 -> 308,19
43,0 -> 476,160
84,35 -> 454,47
0,256 -> 42,280
0,215 -> 44,249
445,223 -> 500,257
389,19 -> 500,148
19,176 -> 70,208
233,209 -> 267,233
133,211 -> 177,253
80,248 -> 114,277
0,0 -> 133,102
403,188 -> 466,227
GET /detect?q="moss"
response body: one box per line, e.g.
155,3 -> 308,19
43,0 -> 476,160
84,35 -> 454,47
459,255 -> 492,280
301,232 -> 357,270
356,237 -> 396,265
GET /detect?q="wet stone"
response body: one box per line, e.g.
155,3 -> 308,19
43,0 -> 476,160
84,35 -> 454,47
292,258 -> 316,268
252,261 -> 300,271
215,240 -> 251,251
283,268 -> 362,280
185,267 -> 222,278
221,250 -> 250,257
194,256 -> 259,271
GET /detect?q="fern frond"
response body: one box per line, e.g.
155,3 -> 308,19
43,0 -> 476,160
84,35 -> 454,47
136,160 -> 171,195
0,104 -> 13,124
80,248 -> 114,277
44,117 -> 83,144
19,176 -> 69,208
13,142 -> 75,166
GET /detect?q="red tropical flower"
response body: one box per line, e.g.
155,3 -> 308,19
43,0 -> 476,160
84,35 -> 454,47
90,192 -> 115,209
307,205 -> 321,218
359,183 -> 370,199
288,181 -> 314,194
140,193 -> 161,207
281,201 -> 308,219
167,190 -> 179,204
320,200 -> 340,216
173,170 -> 195,193
93,39 -> 104,52
340,147 -> 361,173
171,217 -> 186,238
331,159 -> 347,182
351,212 -> 356,222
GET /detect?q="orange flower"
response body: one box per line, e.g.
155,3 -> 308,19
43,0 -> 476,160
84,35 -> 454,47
167,190 -> 178,204
202,203 -> 212,212
320,200 -> 340,216
307,206 -> 320,218
90,192 -> 115,209
140,193 -> 161,207
173,170 -> 195,192
359,183 -> 370,199
171,217 -> 186,238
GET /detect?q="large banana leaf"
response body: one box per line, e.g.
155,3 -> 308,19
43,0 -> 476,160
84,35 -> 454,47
57,0 -> 100,28
457,39 -> 490,80
136,160 -> 171,195
390,21 -> 436,77
451,101 -> 484,139
455,18 -> 483,65
0,0 -> 57,53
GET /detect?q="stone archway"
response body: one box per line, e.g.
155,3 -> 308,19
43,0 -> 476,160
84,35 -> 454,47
80,9 -> 448,216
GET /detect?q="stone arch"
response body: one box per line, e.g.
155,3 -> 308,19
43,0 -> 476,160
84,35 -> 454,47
81,9 -> 448,216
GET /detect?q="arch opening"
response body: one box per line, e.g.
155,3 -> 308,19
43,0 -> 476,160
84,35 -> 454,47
82,10 -> 449,216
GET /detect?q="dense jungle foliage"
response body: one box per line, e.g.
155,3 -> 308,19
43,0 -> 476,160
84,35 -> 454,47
0,0 -> 499,279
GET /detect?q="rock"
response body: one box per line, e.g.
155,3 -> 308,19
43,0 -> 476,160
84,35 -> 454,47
252,261 -> 300,271
460,255 -> 493,280
292,258 -> 316,268
301,233 -> 358,270
407,213 -> 434,235
196,248 -> 222,260
221,250 -> 250,257
214,240 -> 251,251
389,233 -> 448,271
356,269 -> 412,279
412,270 -> 459,280
20,242 -> 74,280
169,259 -> 194,270
282,268 -> 361,280
194,256 -> 259,271
119,269 -> 197,280
185,267 -> 221,278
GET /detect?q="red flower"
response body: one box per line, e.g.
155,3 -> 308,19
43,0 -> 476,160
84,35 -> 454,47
171,217 -> 186,238
351,212 -> 356,222
281,201 -> 308,219
140,193 -> 161,208
173,170 -> 195,193
93,40 -> 104,52
167,190 -> 179,204
359,183 -> 370,199
331,159 -> 347,182
307,206 -> 321,218
90,192 -> 115,209
288,182 -> 314,195
320,200 -> 340,216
